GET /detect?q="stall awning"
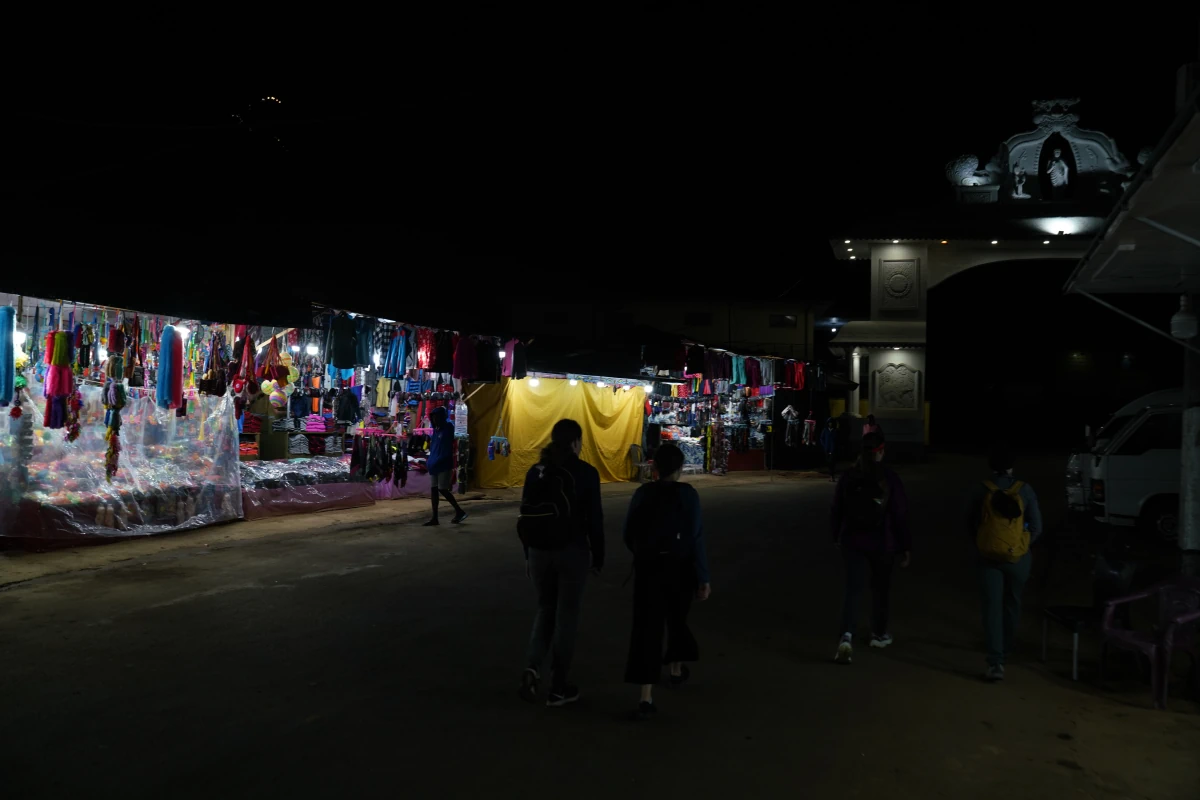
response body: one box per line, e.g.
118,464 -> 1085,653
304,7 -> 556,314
1065,91 -> 1200,296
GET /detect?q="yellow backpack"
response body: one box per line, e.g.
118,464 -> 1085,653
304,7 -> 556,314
976,480 -> 1028,563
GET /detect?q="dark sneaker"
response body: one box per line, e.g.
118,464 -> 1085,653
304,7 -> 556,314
422,519 -> 439,527
452,511 -> 469,524
985,664 -> 1005,682
546,685 -> 580,707
634,701 -> 657,721
518,668 -> 539,703
669,664 -> 690,688
870,634 -> 894,649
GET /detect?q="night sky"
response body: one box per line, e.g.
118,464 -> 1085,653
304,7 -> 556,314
6,10 -> 1198,376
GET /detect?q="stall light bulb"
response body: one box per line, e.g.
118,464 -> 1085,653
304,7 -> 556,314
623,385 -> 631,391
529,378 -> 540,387
290,345 -> 300,352
306,344 -> 319,356
175,326 -> 190,340
596,381 -> 607,388
831,327 -> 837,333
498,350 -> 506,359
13,330 -> 27,347
642,384 -> 652,392
97,347 -> 108,362
569,379 -> 578,386
373,351 -> 382,367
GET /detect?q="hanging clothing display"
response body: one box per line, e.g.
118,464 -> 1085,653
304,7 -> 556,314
476,337 -> 500,383
760,358 -> 775,386
731,356 -> 746,385
354,316 -> 375,366
433,329 -> 456,373
502,338 -> 527,380
685,344 -> 705,375
329,312 -> 357,369
452,335 -> 479,380
415,327 -> 435,370
745,358 -> 762,388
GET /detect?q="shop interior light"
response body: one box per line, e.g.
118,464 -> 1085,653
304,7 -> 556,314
569,379 -> 578,386
894,346 -> 902,350
13,330 -> 27,347
940,240 -> 948,244
1043,240 -> 1050,244
97,347 -> 108,362
291,345 -> 300,352
844,239 -> 851,244
175,326 -> 190,340
306,344 -> 319,356
991,240 -> 998,245
892,239 -> 899,243
498,350 -> 506,359
596,381 -> 607,388
642,384 -> 652,392
529,378 -> 540,387
831,327 -> 837,333
849,256 -> 857,260
623,385 -> 631,391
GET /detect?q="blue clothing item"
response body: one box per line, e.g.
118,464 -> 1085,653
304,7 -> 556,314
966,473 -> 1043,541
819,426 -> 838,455
427,420 -> 455,475
623,481 -> 710,584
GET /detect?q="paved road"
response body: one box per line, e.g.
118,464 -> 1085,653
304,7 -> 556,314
2,457 -> 1198,799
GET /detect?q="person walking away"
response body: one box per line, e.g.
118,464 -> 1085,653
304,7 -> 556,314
423,406 -> 467,526
623,443 -> 711,720
516,419 -> 605,706
862,414 -> 883,438
832,432 -> 911,663
820,417 -> 839,482
968,447 -> 1042,682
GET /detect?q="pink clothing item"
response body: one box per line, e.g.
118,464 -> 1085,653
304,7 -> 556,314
502,338 -> 520,378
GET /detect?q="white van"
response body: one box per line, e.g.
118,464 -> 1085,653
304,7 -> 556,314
1067,389 -> 1183,541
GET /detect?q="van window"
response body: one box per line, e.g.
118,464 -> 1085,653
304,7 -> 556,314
1114,411 -> 1182,456
1094,414 -> 1133,451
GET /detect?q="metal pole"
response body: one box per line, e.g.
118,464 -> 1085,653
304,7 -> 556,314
1181,295 -> 1200,576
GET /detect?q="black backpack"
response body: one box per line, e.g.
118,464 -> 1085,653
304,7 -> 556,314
843,470 -> 887,531
517,463 -> 577,550
627,483 -> 689,560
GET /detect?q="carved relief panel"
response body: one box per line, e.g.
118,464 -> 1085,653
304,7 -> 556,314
880,259 -> 920,312
872,363 -> 921,412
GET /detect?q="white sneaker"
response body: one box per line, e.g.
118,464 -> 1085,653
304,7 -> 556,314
834,634 -> 853,663
870,634 -> 893,649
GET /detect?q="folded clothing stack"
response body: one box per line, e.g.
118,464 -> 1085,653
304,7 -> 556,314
325,436 -> 343,454
304,415 -> 326,433
289,435 -> 311,455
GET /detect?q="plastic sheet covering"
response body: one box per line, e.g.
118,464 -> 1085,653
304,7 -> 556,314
0,382 -> 242,540
239,456 -> 376,520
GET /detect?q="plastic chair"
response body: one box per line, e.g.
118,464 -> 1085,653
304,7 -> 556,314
1041,550 -> 1136,680
1099,576 -> 1200,710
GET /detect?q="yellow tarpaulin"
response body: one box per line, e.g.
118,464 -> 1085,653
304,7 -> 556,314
468,377 -> 645,488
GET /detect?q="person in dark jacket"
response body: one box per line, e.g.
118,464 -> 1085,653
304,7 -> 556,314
820,417 -> 839,482
831,432 -> 911,663
518,419 -> 605,708
623,442 -> 711,720
423,406 -> 466,526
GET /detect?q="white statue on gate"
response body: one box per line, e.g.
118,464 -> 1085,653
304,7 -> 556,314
1046,149 -> 1070,187
1011,164 -> 1030,199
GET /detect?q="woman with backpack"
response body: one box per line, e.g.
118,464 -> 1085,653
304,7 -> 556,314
517,419 -> 605,707
967,447 -> 1041,682
831,431 -> 910,664
623,442 -> 711,720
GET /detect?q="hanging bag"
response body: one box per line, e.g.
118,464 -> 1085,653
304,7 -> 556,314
126,315 -> 145,387
489,418 -> 510,459
257,335 -> 289,383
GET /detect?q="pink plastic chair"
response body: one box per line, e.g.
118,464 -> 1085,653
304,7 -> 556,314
1099,576 -> 1200,710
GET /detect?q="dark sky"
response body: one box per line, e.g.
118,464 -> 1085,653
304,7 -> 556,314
6,9 -> 1198,307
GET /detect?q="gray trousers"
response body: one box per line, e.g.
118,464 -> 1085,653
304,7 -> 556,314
525,546 -> 590,690
979,552 -> 1032,667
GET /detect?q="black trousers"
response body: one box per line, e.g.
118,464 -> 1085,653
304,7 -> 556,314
625,556 -> 699,685
840,549 -> 895,636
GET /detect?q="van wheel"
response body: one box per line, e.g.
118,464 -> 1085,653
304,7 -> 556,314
1139,497 -> 1179,542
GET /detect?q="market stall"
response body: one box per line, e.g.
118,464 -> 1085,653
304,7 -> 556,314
468,376 -> 646,488
1,296 -> 242,542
